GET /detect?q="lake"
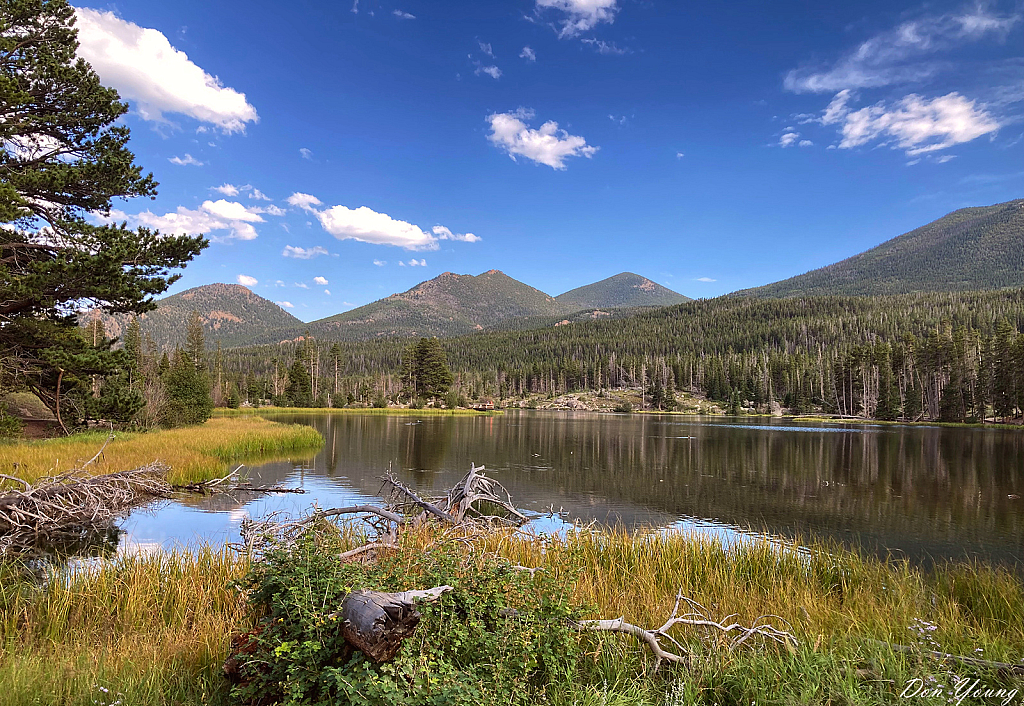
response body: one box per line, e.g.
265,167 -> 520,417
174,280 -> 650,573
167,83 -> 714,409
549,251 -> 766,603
117,411 -> 1024,567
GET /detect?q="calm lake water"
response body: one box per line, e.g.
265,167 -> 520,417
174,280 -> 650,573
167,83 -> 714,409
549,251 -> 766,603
116,412 -> 1024,567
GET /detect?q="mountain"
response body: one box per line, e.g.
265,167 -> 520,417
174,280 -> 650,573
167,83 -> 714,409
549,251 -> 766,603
87,283 -> 302,349
737,199 -> 1024,298
555,272 -> 690,309
305,270 -> 566,342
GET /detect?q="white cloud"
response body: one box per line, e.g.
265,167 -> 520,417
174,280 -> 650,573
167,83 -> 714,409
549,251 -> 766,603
263,204 -> 286,216
275,280 -> 285,286
393,9 -> 415,19
695,277 -> 716,282
486,108 -> 598,169
249,188 -> 270,201
109,199 -> 265,241
676,151 -> 685,159
212,183 -> 239,196
580,38 -> 628,55
276,301 -> 295,308
324,289 -> 331,295
237,274 -> 258,286
399,258 -> 428,266
299,147 -> 313,160
779,131 -> 800,148
373,259 -> 387,266
313,276 -> 328,285
282,245 -> 329,259
294,282 -> 309,289
286,192 -> 322,212
799,139 -> 814,147
520,46 -> 536,62
432,225 -> 481,243
536,0 -> 619,38
474,64 -> 502,79
820,89 -> 855,125
318,204 -> 439,250
74,8 -> 257,132
838,92 -> 1000,154
784,5 -> 1020,93
169,153 -> 203,166
479,41 -> 494,57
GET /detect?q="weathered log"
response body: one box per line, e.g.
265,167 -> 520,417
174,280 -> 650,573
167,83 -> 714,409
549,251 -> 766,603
336,586 -> 453,663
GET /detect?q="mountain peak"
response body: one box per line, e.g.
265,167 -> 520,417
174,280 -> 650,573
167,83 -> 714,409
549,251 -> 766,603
555,272 -> 690,310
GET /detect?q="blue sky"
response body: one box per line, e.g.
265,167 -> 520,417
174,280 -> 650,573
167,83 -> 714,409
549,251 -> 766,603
76,0 -> 1023,321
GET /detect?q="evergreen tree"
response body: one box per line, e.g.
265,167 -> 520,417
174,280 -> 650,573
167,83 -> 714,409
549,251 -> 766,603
415,337 -> 453,400
286,357 -> 313,407
0,0 -> 206,418
161,347 -> 213,427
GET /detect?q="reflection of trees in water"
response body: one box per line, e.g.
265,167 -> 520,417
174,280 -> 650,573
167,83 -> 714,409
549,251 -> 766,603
16,524 -> 122,575
244,413 -> 1023,564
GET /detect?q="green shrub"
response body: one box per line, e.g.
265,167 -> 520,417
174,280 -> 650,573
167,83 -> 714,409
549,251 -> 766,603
232,532 -> 585,706
0,409 -> 23,438
613,401 -> 632,413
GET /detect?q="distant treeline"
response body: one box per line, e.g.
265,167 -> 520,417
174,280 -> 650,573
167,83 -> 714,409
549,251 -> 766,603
211,290 -> 1024,423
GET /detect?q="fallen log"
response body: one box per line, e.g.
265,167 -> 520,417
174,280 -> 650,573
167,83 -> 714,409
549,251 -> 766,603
337,586 -> 454,663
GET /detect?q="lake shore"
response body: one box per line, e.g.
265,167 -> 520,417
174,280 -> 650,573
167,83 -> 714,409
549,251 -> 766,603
2,528 -> 1021,705
0,416 -> 324,486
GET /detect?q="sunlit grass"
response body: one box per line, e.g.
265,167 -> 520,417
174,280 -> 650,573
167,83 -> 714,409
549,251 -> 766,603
0,416 -> 324,486
214,406 -> 501,417
1,528 -> 1020,704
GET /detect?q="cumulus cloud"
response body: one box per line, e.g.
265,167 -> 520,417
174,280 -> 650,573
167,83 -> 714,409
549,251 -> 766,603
486,108 -> 598,169
393,9 -> 415,19
784,5 -> 1020,93
399,259 -> 427,266
237,274 -> 258,286
282,245 -> 329,259
432,225 -> 481,243
294,282 -> 309,289
318,205 -> 439,250
249,188 -> 270,201
535,0 -> 619,38
520,46 -> 536,62
313,276 -> 328,285
74,8 -> 257,131
324,289 -> 331,295
169,153 -> 203,166
107,199 -> 265,241
286,192 -> 322,212
837,92 -> 1000,154
474,63 -> 502,79
299,147 -> 313,160
779,132 -> 800,147
262,204 -> 286,216
478,41 -> 494,57
212,183 -> 240,196
276,301 -> 295,308
373,259 -> 387,266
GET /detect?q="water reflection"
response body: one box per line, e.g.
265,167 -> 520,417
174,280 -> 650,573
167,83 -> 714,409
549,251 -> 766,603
116,412 -> 1023,567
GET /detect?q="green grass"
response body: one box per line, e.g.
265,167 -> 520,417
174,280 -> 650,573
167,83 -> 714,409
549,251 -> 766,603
214,406 -> 501,417
790,415 -> 1022,429
1,529 -> 1020,705
0,415 -> 324,486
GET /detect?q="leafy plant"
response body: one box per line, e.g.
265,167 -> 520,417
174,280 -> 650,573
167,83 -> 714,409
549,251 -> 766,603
232,531 -> 585,706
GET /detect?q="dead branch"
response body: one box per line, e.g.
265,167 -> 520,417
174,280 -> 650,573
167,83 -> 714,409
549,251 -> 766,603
334,586 -> 454,662
576,592 -> 798,669
340,542 -> 399,562
0,463 -> 170,557
441,463 -> 528,525
382,473 -> 457,524
868,639 -> 1024,675
79,429 -> 114,469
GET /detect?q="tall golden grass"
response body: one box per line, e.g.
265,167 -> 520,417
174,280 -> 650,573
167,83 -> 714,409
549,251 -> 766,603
214,406 -> 500,417
0,415 -> 324,486
2,528 -> 1020,704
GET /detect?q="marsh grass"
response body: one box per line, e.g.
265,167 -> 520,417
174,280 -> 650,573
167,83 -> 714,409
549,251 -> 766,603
1,529 -> 1020,705
0,416 -> 324,486
214,407 -> 500,417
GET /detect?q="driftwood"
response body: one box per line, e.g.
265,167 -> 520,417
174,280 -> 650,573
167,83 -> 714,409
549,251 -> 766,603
382,463 -> 526,527
576,592 -> 798,669
868,639 -> 1024,675
336,586 -> 453,662
0,463 -> 171,556
173,467 -> 306,496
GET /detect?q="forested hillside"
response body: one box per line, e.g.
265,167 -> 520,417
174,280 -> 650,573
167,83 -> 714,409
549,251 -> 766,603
555,273 -> 689,309
215,289 -> 1024,423
85,283 -> 301,349
738,199 -> 1024,297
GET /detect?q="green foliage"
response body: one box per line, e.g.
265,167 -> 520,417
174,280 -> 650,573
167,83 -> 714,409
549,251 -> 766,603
400,338 -> 453,401
0,0 -> 206,418
232,533 -> 585,706
0,408 -> 23,438
613,401 -> 632,413
286,358 -> 313,408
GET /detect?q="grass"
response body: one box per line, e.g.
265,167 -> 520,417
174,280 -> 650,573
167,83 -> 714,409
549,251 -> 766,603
789,415 -> 1023,429
0,415 -> 324,486
214,406 -> 501,417
1,529 -> 1021,705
